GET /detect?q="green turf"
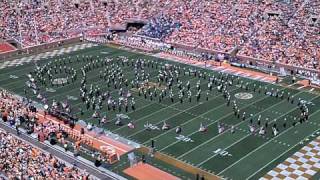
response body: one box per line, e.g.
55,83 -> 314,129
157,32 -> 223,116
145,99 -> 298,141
1,44 -> 320,179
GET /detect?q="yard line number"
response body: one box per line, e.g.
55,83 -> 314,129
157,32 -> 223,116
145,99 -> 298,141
175,135 -> 194,143
213,148 -> 232,157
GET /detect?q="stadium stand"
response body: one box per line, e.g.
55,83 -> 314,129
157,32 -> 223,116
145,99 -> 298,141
0,88 -> 126,180
138,14 -> 181,39
1,1 -> 320,179
1,0 -> 318,72
0,128 -> 91,179
0,0 -> 319,78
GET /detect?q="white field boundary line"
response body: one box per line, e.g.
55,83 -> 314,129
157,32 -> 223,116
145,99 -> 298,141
196,92 -> 308,167
154,81 -> 308,149
39,51 -> 208,105
107,71 -> 216,133
217,95 -> 320,176
26,64 -> 153,120
1,49 -> 129,90
124,74 -> 258,123
138,82 -> 280,146
177,91 -> 304,160
0,53 -> 126,95
246,125 -> 320,179
32,62 -> 211,148
155,88 -> 287,151
13,56 -> 216,139
156,53 -> 276,84
22,53 -> 165,116
81,69 -> 265,134
125,80 -> 259,139
0,44 -> 105,82
165,85 -> 303,153
121,84 -> 223,137
288,82 -> 297,87
42,55 -> 154,103
152,99 -> 238,147
140,80 -> 299,146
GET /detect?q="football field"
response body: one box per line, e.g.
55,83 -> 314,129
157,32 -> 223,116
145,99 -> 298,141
1,44 -> 320,179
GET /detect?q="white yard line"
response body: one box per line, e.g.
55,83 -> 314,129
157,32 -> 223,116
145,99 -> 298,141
151,102 -> 233,148
111,76 -> 212,133
128,84 -> 234,139
195,94 -> 306,167
155,83 -> 285,151
178,91 -> 300,160
1,49 -> 128,88
27,54 -> 167,117
124,79 -> 263,141
246,127 -> 320,180
199,135 -> 249,166
217,96 -> 320,176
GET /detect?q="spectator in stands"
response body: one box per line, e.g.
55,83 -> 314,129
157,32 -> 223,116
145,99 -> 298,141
0,129 -> 90,179
138,14 -> 181,39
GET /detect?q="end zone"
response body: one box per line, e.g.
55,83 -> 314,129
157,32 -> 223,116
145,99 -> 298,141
123,162 -> 180,180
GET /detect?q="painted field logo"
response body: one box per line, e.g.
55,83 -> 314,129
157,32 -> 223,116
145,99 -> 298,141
235,92 -> 253,100
9,75 -> 19,79
213,148 -> 232,157
52,78 -> 67,85
175,135 -> 194,143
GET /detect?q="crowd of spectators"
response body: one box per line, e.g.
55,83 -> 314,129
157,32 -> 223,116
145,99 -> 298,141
1,0 -> 319,70
0,129 -> 90,179
0,89 -> 93,179
0,90 -> 35,131
239,0 -> 320,70
138,14 -> 181,39
145,0 -> 319,70
0,0 -> 170,46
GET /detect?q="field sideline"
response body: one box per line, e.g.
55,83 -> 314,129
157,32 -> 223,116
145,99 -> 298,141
1,44 -> 320,180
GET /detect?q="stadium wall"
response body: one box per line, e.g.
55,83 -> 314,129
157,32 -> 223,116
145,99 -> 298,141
237,54 -> 320,75
110,34 -> 320,77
